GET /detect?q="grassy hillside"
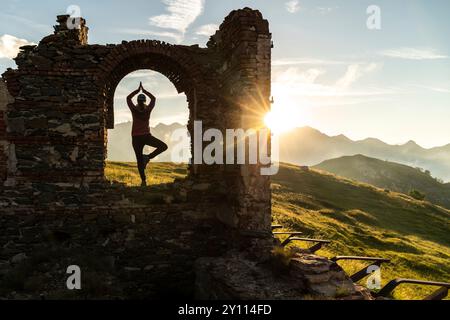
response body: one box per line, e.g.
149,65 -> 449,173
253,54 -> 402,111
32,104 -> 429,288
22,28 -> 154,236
106,161 -> 188,186
106,162 -> 450,300
314,154 -> 450,209
272,163 -> 450,300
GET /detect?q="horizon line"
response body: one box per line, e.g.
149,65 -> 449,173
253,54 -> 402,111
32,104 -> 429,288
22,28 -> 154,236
111,121 -> 450,150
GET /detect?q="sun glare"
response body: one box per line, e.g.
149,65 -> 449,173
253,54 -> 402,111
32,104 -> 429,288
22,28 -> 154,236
263,82 -> 308,134
264,105 -> 302,134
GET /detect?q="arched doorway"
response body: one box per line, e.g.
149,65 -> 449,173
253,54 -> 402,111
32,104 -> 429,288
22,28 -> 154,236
106,70 -> 190,185
96,40 -> 217,181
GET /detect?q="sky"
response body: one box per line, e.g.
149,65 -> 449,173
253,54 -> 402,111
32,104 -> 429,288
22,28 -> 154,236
0,0 -> 449,148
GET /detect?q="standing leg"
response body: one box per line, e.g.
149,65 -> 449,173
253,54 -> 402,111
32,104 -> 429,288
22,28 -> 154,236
132,136 -> 147,186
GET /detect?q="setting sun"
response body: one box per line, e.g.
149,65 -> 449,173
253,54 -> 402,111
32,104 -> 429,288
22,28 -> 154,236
264,104 -> 304,134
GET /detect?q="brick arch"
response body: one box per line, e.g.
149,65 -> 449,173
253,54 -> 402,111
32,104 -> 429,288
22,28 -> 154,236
97,40 -> 214,127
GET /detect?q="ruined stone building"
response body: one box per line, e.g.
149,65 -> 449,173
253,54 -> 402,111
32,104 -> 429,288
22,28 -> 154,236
0,8 -> 274,297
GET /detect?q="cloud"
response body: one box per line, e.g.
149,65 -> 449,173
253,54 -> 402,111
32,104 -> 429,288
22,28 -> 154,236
277,67 -> 326,84
269,66 -> 394,132
149,0 -> 205,34
412,85 -> 450,94
196,24 -> 219,37
425,87 -> 450,93
0,13 -> 52,34
272,64 -> 387,100
380,48 -> 448,60
273,58 -> 346,66
316,7 -> 334,15
336,63 -> 380,88
0,34 -> 35,59
285,0 -> 301,13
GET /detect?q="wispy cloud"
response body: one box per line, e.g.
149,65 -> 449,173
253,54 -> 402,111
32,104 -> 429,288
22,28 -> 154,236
424,87 -> 450,93
276,67 -> 326,84
285,0 -> 301,13
315,7 -> 335,15
196,24 -> 218,37
0,34 -> 35,59
273,58 -> 346,66
411,84 -> 450,94
269,65 -> 394,131
149,0 -> 205,34
380,47 -> 448,60
272,60 -> 380,92
0,13 -> 52,34
336,63 -> 380,88
272,63 -> 387,102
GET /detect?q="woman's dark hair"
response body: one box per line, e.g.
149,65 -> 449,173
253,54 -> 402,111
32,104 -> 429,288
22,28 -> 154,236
137,94 -> 146,102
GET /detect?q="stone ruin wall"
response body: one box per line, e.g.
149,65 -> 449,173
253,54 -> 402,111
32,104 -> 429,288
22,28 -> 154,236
213,9 -> 273,244
0,81 -> 13,183
0,8 -> 275,298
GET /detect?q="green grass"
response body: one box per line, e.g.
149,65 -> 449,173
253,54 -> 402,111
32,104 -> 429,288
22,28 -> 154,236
106,161 -> 188,186
106,161 -> 450,300
272,163 -> 450,300
314,154 -> 450,209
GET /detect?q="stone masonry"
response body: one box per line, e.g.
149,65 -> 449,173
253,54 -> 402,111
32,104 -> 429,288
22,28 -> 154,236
0,81 -> 14,183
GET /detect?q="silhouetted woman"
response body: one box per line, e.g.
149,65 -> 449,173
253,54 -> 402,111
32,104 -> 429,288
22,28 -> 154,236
127,82 -> 168,186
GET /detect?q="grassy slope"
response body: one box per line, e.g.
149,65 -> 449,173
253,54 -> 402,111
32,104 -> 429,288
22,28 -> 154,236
106,161 -> 188,186
314,154 -> 450,209
106,162 -> 450,300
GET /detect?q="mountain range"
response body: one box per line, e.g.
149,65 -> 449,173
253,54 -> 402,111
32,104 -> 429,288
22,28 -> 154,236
278,127 -> 450,182
107,123 -> 450,182
107,122 -> 190,163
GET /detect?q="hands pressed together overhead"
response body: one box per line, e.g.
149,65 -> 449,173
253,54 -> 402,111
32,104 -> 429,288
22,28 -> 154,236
127,81 -> 156,108
139,82 -> 156,102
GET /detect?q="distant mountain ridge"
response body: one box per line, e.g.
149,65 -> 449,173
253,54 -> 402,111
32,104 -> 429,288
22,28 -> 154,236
107,122 -> 450,182
314,154 -> 450,209
107,122 -> 189,163
278,127 -> 450,182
